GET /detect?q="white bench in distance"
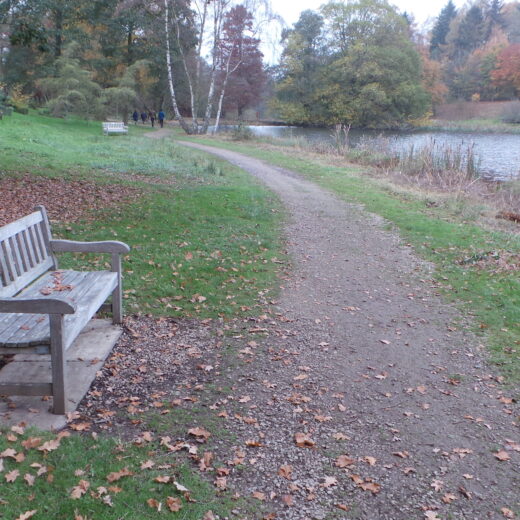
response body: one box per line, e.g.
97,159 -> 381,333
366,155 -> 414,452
0,206 -> 130,414
102,122 -> 128,135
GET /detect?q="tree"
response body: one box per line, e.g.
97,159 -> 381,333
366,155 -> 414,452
272,10 -> 324,124
491,43 -> 520,97
429,0 -> 457,59
213,5 -> 265,131
38,42 -> 103,118
450,6 -> 486,63
274,0 -> 428,128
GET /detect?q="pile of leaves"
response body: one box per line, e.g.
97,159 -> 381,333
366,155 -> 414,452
0,175 -> 141,226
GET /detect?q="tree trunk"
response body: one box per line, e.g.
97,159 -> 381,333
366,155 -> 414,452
163,0 -> 192,134
54,7 -> 63,57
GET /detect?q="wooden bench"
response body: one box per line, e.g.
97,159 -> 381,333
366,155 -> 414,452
0,206 -> 130,414
102,122 -> 128,135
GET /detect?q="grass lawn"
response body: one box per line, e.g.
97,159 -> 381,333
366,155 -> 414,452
0,113 -> 285,519
177,133 -> 520,385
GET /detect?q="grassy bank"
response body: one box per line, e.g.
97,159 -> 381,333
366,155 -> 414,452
178,132 -> 520,384
417,118 -> 520,134
0,113 -> 285,519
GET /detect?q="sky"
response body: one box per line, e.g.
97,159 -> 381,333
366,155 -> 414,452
273,0 -> 467,28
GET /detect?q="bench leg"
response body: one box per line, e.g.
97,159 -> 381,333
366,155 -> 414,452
49,314 -> 67,414
111,253 -> 123,324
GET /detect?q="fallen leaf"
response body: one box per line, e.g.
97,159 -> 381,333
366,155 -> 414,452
442,493 -> 457,504
501,507 -> 515,518
155,476 -> 171,483
278,465 -> 293,480
70,480 -> 90,499
282,495 -> 293,507
188,427 -> 211,442
252,491 -> 266,501
336,504 -> 350,511
106,468 -> 134,482
336,455 -> 355,468
214,477 -> 227,489
321,476 -> 338,488
146,498 -> 161,511
24,474 -> 35,486
16,511 -> 37,520
294,432 -> 315,448
140,460 -> 155,470
5,470 -> 20,483
166,497 -> 182,512
359,481 -> 380,494
495,450 -> 511,461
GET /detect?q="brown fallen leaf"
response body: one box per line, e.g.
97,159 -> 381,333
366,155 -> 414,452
336,455 -> 355,468
106,468 -> 134,482
166,497 -> 182,512
442,493 -> 457,504
188,427 -> 211,442
321,476 -> 338,488
16,511 -> 37,520
214,477 -> 227,490
70,480 -> 90,499
495,450 -> 511,461
5,470 -> 20,483
336,504 -> 350,511
294,432 -> 315,448
146,498 -> 161,511
359,481 -> 381,494
140,460 -> 155,470
155,476 -> 171,483
252,491 -> 266,501
282,494 -> 294,507
501,507 -> 515,518
278,465 -> 293,480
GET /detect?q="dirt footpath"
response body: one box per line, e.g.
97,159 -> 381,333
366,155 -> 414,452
175,141 -> 519,520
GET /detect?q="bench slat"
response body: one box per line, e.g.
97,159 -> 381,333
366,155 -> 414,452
0,270 -> 117,350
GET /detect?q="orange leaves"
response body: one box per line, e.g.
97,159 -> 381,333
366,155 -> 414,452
294,433 -> 315,448
106,468 -> 134,483
350,474 -> 381,494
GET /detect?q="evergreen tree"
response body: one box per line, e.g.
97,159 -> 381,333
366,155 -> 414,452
484,0 -> 504,41
430,0 -> 456,59
452,6 -> 485,63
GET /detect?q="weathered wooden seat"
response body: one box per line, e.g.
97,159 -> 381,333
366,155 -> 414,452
0,206 -> 130,414
102,121 -> 128,135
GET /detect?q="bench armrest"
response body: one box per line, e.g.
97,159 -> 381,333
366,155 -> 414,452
0,298 -> 76,314
50,240 -> 130,255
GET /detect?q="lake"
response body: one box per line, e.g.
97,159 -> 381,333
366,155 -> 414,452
225,125 -> 520,182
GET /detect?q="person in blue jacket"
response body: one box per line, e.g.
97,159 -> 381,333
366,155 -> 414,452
140,111 -> 147,124
132,110 -> 138,124
158,109 -> 165,128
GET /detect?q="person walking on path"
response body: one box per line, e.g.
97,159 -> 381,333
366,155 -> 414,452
132,110 -> 139,124
149,110 -> 156,127
140,111 -> 147,124
158,109 -> 165,128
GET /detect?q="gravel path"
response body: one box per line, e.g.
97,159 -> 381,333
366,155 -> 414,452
174,141 -> 519,519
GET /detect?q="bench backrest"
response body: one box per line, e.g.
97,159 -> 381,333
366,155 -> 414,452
0,206 -> 55,297
103,122 -> 125,129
